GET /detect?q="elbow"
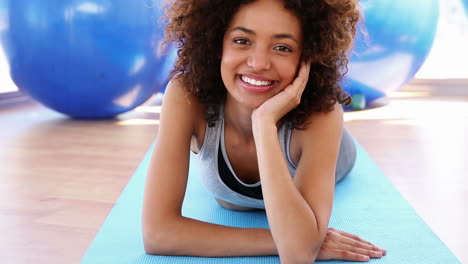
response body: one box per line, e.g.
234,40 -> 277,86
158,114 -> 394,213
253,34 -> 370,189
142,219 -> 179,255
280,248 -> 320,264
280,249 -> 320,264
143,238 -> 159,255
279,237 -> 322,264
143,239 -> 158,255
142,227 -> 166,255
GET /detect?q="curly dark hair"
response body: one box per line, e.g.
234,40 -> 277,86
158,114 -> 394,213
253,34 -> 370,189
163,0 -> 360,128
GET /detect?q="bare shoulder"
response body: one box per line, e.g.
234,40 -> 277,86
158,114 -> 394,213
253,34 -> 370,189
161,78 -> 206,139
290,104 -> 344,164
296,104 -> 343,142
163,78 -> 204,121
306,103 -> 342,129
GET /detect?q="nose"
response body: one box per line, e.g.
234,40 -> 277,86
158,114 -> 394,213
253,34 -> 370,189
247,47 -> 271,71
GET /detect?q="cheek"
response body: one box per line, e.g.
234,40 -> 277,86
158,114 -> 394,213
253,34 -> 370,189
220,52 -> 235,85
220,57 -> 233,82
221,49 -> 239,70
280,60 -> 300,84
220,47 -> 243,82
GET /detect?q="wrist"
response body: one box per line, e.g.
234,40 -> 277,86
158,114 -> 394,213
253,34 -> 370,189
252,117 -> 277,142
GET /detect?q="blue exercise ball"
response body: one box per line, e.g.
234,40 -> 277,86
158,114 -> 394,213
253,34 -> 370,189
344,0 -> 439,106
463,0 -> 468,15
0,0 -> 175,119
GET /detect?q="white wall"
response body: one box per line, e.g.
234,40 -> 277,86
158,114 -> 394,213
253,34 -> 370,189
416,0 -> 468,79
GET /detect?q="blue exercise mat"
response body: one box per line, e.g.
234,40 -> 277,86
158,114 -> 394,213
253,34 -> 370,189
81,143 -> 460,264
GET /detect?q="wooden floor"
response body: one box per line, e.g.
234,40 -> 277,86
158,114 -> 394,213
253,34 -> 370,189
0,81 -> 467,264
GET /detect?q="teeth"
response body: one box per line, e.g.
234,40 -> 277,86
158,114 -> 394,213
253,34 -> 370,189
241,76 -> 272,86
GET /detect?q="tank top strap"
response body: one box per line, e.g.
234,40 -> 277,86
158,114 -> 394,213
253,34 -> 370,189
278,122 -> 297,174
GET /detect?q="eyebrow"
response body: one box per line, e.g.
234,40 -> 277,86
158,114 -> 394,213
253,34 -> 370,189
230,26 -> 299,44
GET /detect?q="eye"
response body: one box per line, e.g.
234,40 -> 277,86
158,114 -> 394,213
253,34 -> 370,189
233,38 -> 251,45
273,45 -> 293,53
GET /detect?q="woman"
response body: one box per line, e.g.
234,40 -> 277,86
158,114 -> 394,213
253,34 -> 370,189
142,0 -> 387,263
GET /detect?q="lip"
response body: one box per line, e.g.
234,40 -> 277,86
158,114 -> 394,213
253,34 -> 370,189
237,74 -> 278,93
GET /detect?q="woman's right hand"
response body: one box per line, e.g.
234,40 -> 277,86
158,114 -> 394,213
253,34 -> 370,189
316,228 -> 387,262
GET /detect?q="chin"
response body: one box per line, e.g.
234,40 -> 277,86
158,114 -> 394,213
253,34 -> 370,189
240,97 -> 269,110
227,86 -> 276,110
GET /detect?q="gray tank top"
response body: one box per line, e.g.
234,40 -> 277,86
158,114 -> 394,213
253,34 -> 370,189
191,106 -> 297,209
190,106 -> 357,209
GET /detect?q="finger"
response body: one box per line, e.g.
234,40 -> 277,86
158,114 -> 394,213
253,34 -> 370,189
287,61 -> 310,96
326,248 -> 371,262
297,60 -> 311,89
334,242 -> 384,259
292,61 -> 310,86
337,234 -> 387,255
331,229 -> 387,254
324,231 -> 384,258
333,229 -> 373,245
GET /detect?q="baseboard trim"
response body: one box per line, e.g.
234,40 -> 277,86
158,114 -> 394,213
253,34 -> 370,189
404,78 -> 468,96
0,91 -> 34,109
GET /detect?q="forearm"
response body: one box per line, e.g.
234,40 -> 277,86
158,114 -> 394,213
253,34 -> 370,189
144,215 -> 277,257
254,123 -> 322,263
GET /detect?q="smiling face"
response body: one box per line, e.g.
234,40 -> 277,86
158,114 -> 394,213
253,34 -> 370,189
220,0 -> 303,110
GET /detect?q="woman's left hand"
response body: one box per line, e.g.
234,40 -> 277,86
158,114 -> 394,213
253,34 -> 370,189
316,228 -> 387,262
252,60 -> 311,129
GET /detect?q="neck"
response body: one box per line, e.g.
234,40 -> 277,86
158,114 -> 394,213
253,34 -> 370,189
224,97 -> 255,142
